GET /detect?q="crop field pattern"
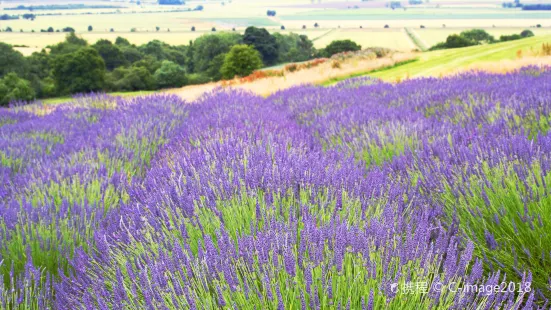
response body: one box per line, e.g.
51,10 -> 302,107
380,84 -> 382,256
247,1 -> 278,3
1,68 -> 551,309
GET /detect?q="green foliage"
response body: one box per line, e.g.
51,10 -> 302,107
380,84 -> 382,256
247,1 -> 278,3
206,54 -> 226,81
133,56 -> 161,75
221,44 -> 263,79
520,29 -> 535,38
0,43 -> 27,78
2,27 -> 318,101
500,34 -> 522,42
92,39 -> 127,71
138,40 -> 187,65
445,34 -> 476,48
187,73 -> 211,85
120,46 -> 143,64
273,33 -> 315,63
49,33 -> 88,55
115,37 -> 131,46
0,73 -> 36,106
243,26 -> 279,66
193,33 -> 242,73
153,60 -> 187,88
106,66 -> 156,91
430,34 -> 476,51
430,28 -> 535,51
460,29 -> 495,44
52,48 -> 106,94
324,39 -> 362,57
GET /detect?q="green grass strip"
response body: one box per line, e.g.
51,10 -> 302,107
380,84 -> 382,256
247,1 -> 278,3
319,58 -> 419,86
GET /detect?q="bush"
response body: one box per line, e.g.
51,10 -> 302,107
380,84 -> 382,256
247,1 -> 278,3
430,34 -> 476,50
324,39 -> 361,57
106,66 -> 155,91
220,44 -> 263,79
0,73 -> 35,106
331,60 -> 342,69
499,34 -> 522,42
520,29 -> 535,38
459,29 -> 495,44
153,60 -> 187,88
187,73 -> 211,85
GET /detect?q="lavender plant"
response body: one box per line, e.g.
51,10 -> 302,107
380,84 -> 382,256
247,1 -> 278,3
2,68 -> 551,309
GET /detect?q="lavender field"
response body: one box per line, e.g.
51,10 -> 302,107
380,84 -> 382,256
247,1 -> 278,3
1,68 -> 551,309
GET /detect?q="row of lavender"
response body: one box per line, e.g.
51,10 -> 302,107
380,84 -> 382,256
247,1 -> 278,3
2,68 -> 551,308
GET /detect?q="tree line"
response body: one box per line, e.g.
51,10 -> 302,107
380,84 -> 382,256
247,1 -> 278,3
0,27 -> 363,106
429,29 -> 535,51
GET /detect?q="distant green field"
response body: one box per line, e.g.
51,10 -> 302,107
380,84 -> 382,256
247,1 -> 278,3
369,35 -> 551,80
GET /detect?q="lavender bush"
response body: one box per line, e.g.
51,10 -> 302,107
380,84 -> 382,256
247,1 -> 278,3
1,68 -> 550,309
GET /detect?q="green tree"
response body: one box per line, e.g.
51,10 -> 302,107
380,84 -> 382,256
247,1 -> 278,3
92,39 -> 127,70
49,33 -> 88,55
186,40 -> 195,73
133,55 -> 161,74
0,43 -> 27,77
53,47 -> 106,94
0,73 -> 35,106
154,60 -> 187,88
115,37 -> 131,46
324,39 -> 361,57
273,33 -> 314,63
106,66 -> 155,91
520,29 -> 534,38
193,33 -> 242,72
121,46 -> 143,64
459,29 -> 495,44
444,34 -> 476,48
206,53 -> 226,81
243,26 -> 279,66
88,25 -> 93,32
220,44 -> 263,79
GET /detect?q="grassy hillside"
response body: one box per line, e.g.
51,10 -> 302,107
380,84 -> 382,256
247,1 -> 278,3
370,34 -> 551,80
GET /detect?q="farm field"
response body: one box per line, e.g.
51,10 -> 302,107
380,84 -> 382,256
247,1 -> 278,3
369,34 -> 551,80
3,0 -> 551,308
2,0 -> 551,50
312,28 -> 416,51
2,67 -> 551,308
